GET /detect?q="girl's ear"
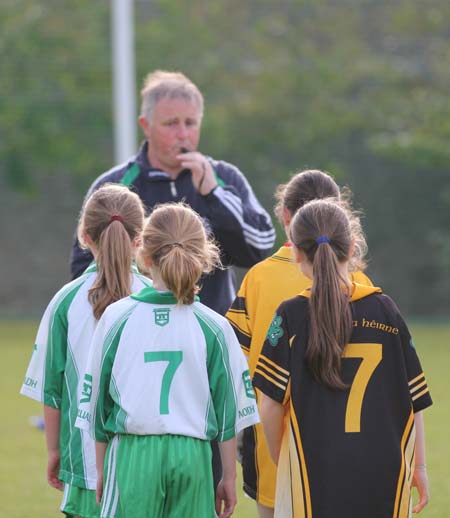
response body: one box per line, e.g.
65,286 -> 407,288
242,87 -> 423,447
282,207 -> 292,231
82,231 -> 94,248
349,238 -> 355,259
292,246 -> 305,264
132,235 -> 142,250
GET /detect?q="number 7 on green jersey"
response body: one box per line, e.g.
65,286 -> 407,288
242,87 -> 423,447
144,350 -> 183,415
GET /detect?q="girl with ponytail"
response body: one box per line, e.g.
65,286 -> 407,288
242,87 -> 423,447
76,203 -> 260,518
21,184 -> 151,518
226,170 -> 372,518
253,199 -> 432,518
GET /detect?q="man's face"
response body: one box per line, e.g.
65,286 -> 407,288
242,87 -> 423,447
141,97 -> 202,173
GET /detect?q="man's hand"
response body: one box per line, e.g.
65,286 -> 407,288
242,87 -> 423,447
176,151 -> 218,195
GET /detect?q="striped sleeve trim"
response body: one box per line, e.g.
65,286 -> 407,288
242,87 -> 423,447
254,355 -> 289,391
228,296 -> 247,313
212,187 -> 276,249
226,296 -> 251,353
228,321 -> 251,353
408,373 -> 428,401
408,373 -> 430,401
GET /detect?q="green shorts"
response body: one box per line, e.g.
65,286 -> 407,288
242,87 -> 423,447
61,483 -> 100,518
101,434 -> 214,518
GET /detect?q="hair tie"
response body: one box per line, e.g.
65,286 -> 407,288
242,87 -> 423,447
316,236 -> 330,245
171,242 -> 183,248
110,214 -> 124,224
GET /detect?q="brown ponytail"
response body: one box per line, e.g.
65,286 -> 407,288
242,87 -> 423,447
140,203 -> 221,304
290,199 -> 367,389
78,184 -> 145,319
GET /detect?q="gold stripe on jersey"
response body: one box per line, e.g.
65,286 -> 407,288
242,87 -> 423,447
275,416 -> 294,517
412,387 -> 430,402
393,411 -> 415,518
258,354 -> 290,376
398,420 -> 415,518
410,379 -> 427,394
290,400 -> 312,517
254,367 -> 286,391
408,373 -> 424,386
228,320 -> 251,353
256,362 -> 289,384
408,373 -> 429,402
227,308 -> 247,317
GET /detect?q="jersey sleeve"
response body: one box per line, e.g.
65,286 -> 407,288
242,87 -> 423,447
20,295 -> 68,408
382,295 -> 432,413
226,271 -> 253,357
252,308 -> 291,405
222,321 -> 260,434
398,316 -> 432,413
199,313 -> 259,442
75,311 -> 123,442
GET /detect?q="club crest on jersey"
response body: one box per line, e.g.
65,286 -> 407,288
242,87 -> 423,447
242,370 -> 256,399
80,374 -> 92,403
267,314 -> 284,346
154,308 -> 171,326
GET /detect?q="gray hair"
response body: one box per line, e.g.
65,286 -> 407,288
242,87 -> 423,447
140,70 -> 204,122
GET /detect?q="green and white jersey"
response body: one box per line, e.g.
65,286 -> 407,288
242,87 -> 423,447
20,263 -> 152,490
75,287 -> 259,443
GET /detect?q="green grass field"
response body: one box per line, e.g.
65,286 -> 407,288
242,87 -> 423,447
1,321 -> 449,517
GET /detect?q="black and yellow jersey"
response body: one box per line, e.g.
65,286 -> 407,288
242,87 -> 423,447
225,245 -> 372,506
253,283 -> 432,518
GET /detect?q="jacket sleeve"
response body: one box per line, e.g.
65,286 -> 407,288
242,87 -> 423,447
70,233 -> 94,280
203,160 -> 276,267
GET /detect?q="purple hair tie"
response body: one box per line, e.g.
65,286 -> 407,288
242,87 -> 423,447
316,236 -> 330,245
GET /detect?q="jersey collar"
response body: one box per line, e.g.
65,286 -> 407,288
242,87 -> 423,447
131,286 -> 200,305
272,245 -> 296,262
299,282 -> 382,301
83,261 -> 140,275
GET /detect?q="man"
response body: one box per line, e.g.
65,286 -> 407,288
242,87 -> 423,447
70,70 -> 275,493
70,70 -> 275,316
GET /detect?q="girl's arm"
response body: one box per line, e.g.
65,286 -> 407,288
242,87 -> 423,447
412,411 -> 429,514
44,404 -> 63,490
95,441 -> 108,505
259,393 -> 285,464
215,437 -> 237,518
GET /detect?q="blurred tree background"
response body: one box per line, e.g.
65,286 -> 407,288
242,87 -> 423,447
1,0 -> 449,317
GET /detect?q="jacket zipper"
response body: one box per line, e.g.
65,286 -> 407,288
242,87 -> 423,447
170,181 -> 177,197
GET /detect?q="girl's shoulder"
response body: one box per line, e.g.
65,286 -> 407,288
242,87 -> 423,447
192,300 -> 230,329
45,271 -> 95,314
278,293 -> 310,314
99,295 -> 138,325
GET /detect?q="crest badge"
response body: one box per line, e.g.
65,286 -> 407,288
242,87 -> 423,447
153,308 -> 171,327
267,314 -> 284,346
242,370 -> 256,399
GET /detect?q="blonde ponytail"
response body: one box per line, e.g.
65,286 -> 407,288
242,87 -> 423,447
141,203 -> 221,304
